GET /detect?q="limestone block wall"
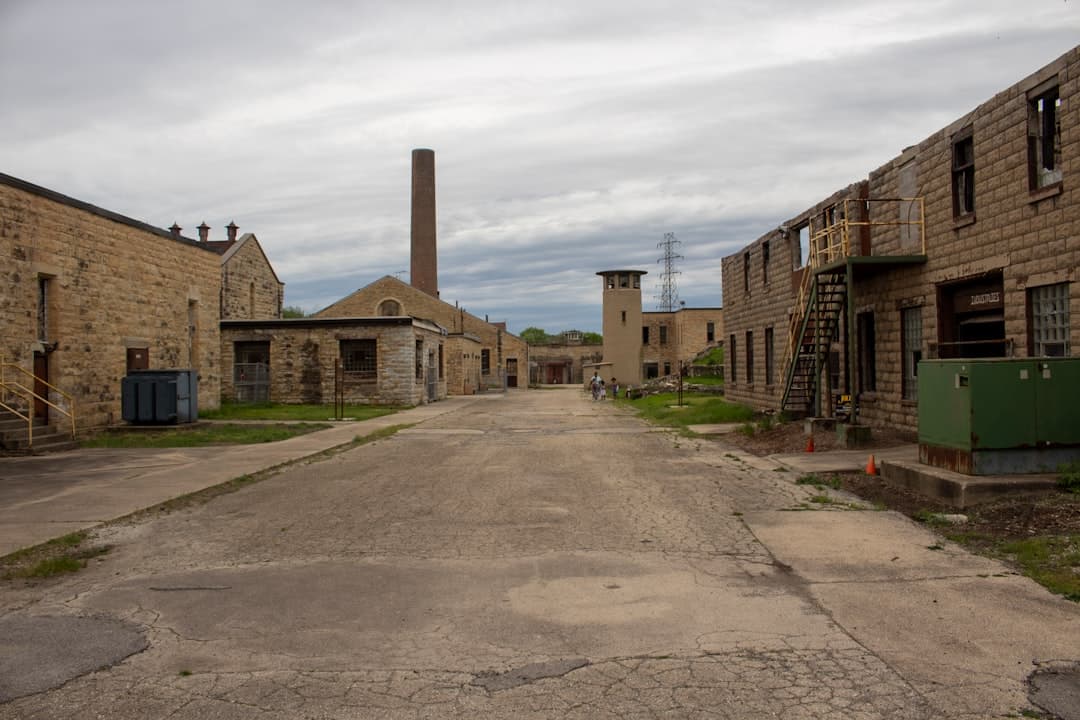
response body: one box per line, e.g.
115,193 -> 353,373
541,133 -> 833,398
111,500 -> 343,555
221,318 -> 446,406
856,46 -> 1080,432
446,333 -> 481,395
315,274 -> 528,392
0,174 -> 221,430
673,308 -> 723,364
221,236 -> 283,320
722,45 -> 1079,434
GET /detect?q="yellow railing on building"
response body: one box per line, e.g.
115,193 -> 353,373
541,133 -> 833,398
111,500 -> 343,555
0,358 -> 76,448
780,197 -> 925,388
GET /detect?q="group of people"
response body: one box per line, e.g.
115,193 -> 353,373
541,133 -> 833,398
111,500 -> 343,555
589,372 -> 619,401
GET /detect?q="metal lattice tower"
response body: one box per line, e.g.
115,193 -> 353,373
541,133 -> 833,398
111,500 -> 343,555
654,232 -> 683,311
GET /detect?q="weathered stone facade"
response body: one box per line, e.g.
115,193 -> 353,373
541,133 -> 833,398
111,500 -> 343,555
220,317 -> 447,406
722,46 -> 1080,434
445,333 -> 482,395
0,174 -> 222,431
218,234 -> 283,320
314,275 -> 529,390
528,342 -> 603,385
642,307 -> 724,377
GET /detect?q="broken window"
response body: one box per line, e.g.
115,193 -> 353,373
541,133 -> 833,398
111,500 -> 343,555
619,274 -> 629,288
341,339 -> 377,380
762,241 -> 770,284
951,128 -> 975,218
791,225 -> 809,269
642,326 -> 650,345
706,322 -> 715,343
659,325 -> 668,345
481,348 -> 491,375
902,307 -> 922,401
1029,282 -> 1070,357
743,252 -> 750,292
1028,84 -> 1062,189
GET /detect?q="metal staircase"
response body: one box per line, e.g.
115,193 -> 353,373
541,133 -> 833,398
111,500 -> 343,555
781,270 -> 847,415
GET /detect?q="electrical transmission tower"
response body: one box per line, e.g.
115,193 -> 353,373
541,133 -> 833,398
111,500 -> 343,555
655,232 -> 683,311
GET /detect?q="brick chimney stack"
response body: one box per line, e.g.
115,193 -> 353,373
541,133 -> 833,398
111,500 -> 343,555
197,222 -> 210,243
410,148 -> 438,298
169,223 -> 182,240
227,221 -> 239,242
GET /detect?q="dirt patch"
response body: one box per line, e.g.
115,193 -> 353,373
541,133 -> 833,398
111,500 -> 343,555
718,418 -> 915,456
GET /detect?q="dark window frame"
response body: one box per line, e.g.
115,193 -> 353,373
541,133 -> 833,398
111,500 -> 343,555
951,127 -> 975,218
341,339 -> 377,380
745,330 -> 754,384
1028,84 -> 1062,190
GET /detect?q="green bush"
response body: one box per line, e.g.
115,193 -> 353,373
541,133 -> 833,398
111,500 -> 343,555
1059,462 -> 1080,494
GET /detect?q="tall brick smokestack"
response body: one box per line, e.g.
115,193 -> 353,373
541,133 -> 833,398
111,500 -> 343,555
410,148 -> 438,297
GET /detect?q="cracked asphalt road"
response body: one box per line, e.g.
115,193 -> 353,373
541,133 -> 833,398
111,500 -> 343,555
2,388 -> 1078,718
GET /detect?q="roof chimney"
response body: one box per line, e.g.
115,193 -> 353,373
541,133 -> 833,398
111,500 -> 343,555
169,223 -> 182,240
410,148 -> 438,298
197,222 -> 210,243
226,221 -> 239,242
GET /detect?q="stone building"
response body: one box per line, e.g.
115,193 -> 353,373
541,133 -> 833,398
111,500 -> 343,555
220,315 -> 447,406
528,335 -> 604,385
199,224 -> 284,320
0,173 -> 222,434
641,307 -> 724,379
313,275 -> 527,392
596,269 -> 724,386
721,45 -> 1079,434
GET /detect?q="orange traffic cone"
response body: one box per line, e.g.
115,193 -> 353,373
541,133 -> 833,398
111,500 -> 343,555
865,454 -> 877,475
805,435 -> 815,453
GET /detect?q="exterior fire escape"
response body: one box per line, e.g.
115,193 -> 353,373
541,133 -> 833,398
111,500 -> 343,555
780,197 -> 927,419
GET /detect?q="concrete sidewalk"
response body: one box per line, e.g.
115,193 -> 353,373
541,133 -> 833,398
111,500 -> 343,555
0,396 -> 488,556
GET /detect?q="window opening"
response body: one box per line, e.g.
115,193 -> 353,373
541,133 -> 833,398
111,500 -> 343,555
764,327 -> 774,386
481,348 -> 491,375
659,325 -> 668,345
642,326 -> 650,345
761,241 -> 770,284
952,130 -> 975,217
902,307 -> 922,401
341,339 -> 377,379
1029,85 -> 1062,189
729,334 -> 737,384
1029,282 -> 1070,357
37,277 -> 49,342
743,252 -> 750,292
706,322 -> 715,343
745,330 -> 754,384
857,313 -> 876,392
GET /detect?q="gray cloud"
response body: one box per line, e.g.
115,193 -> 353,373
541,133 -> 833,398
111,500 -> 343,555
2,1 -> 1077,332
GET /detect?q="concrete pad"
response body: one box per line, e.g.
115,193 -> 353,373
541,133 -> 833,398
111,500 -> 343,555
687,423 -> 742,435
882,458 -> 1059,508
770,443 -> 918,474
746,509 -> 1003,582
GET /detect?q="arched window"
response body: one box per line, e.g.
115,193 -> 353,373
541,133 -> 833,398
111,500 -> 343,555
378,299 -> 401,316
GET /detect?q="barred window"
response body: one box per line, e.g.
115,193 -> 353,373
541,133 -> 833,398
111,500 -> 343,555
901,307 -> 922,401
764,327 -> 775,387
1028,85 -> 1062,190
341,339 -> 376,379
481,348 -> 491,374
1030,283 -> 1070,357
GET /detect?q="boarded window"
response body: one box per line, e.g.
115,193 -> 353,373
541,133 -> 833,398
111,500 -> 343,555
659,325 -> 668,345
857,313 -> 876,393
1029,282 -> 1070,357
341,339 -> 377,379
379,299 -> 401,316
706,322 -> 715,343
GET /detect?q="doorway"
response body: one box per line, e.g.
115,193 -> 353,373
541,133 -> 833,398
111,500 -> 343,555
32,352 -> 48,420
937,273 -> 1007,358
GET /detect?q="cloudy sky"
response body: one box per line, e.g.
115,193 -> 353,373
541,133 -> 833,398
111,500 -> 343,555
2,1 -> 1078,333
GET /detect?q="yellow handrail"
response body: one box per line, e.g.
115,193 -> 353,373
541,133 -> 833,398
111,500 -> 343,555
0,359 -> 76,445
779,197 -> 926,391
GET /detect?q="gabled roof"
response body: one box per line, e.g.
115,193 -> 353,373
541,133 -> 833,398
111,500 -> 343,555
219,232 -> 283,285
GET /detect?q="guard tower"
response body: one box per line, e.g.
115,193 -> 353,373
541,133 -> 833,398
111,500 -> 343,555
597,269 -> 647,386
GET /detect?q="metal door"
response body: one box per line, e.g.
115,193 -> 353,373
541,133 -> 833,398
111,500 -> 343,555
427,351 -> 437,401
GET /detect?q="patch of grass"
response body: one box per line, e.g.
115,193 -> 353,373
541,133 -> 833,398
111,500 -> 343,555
809,494 -> 833,504
82,423 -> 331,448
621,392 -> 754,429
1058,462 -> 1080,494
796,473 -> 842,490
685,375 -> 724,386
998,536 -> 1080,601
736,422 -> 755,437
179,670 -> 193,677
914,509 -> 949,526
7,542 -> 111,580
693,346 -> 724,366
200,402 -> 402,422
